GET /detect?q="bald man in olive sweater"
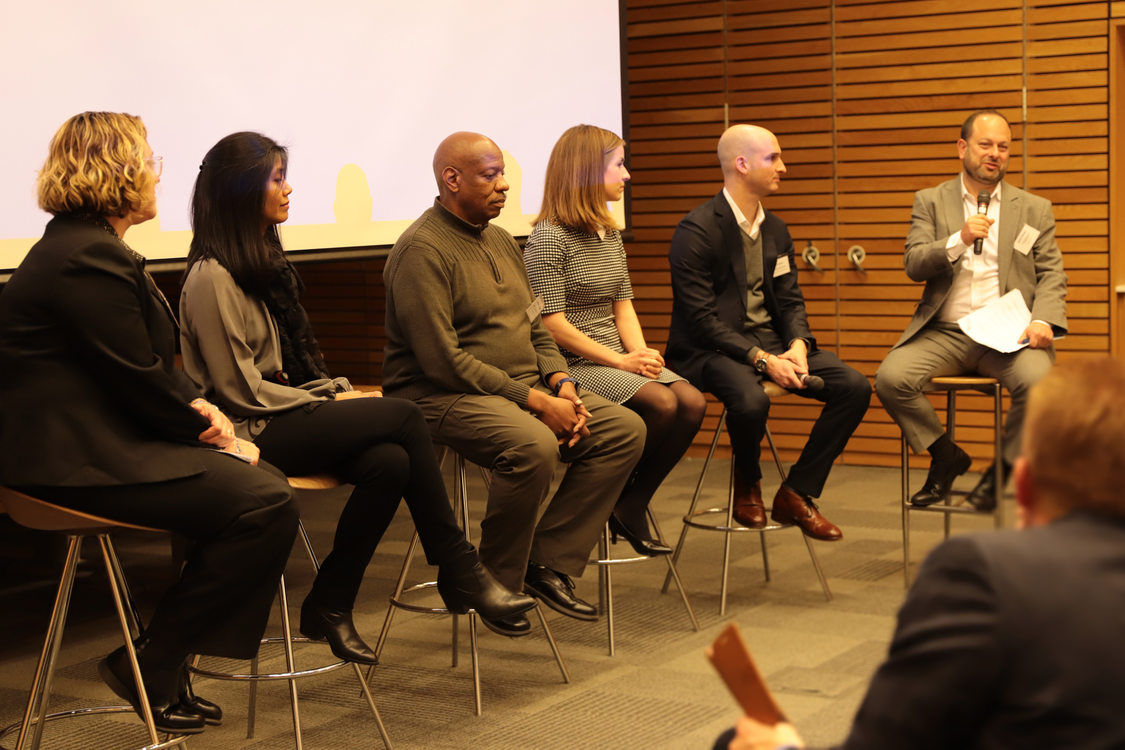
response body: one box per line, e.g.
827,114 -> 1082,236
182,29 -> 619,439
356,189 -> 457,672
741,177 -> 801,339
384,132 -> 644,637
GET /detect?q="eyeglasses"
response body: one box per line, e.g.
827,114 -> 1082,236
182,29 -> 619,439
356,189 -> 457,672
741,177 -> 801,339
145,155 -> 164,177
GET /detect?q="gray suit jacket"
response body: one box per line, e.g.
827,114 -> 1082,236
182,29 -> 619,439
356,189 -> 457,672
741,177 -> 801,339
893,177 -> 1067,349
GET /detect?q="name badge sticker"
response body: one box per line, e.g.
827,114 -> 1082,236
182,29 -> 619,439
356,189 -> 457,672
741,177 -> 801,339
773,255 -> 791,277
526,295 -> 545,322
1013,224 -> 1040,256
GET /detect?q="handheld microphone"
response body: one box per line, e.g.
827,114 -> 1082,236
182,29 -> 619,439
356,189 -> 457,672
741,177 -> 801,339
799,373 -> 824,393
974,189 -> 991,255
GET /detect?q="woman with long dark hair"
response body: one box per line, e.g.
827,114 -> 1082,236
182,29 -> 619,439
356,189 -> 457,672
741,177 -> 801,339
524,124 -> 706,555
180,132 -> 533,662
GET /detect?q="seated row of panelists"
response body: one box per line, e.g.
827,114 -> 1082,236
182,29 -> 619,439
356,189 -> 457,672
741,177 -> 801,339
0,106 -> 1065,737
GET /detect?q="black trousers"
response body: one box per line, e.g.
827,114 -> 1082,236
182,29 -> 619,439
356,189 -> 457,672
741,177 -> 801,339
700,340 -> 871,498
21,451 -> 299,661
254,396 -> 468,610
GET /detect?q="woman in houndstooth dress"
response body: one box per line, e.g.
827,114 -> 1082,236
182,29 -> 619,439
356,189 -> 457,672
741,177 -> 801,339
524,125 -> 705,556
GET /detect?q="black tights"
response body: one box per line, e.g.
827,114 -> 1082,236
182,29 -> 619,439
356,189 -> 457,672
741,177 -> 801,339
618,380 -> 706,537
255,396 -> 470,611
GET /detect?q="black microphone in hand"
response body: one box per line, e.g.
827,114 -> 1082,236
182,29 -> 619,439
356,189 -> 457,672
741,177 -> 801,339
974,189 -> 991,255
799,373 -> 824,393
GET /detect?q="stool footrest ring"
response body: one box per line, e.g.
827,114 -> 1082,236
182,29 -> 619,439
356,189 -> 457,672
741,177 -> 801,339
189,637 -> 349,681
0,706 -> 188,749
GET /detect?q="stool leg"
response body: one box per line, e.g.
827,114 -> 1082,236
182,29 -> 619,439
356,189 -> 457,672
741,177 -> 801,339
598,525 -> 616,656
662,409 -> 725,594
944,390 -> 956,540
351,662 -> 393,749
16,535 -> 82,750
102,538 -> 145,641
762,424 -> 786,584
468,614 -> 481,716
759,530 -> 771,582
992,382 -> 1004,529
275,576 -> 303,750
372,531 -> 421,666
800,534 -> 833,601
97,535 -> 161,747
763,424 -> 787,482
720,459 -> 735,617
297,520 -> 320,574
902,434 -> 912,588
247,653 -> 259,738
651,510 -> 699,631
532,604 -> 571,683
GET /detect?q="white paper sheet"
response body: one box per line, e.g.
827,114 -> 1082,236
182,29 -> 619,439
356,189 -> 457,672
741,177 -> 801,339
957,290 -> 1032,353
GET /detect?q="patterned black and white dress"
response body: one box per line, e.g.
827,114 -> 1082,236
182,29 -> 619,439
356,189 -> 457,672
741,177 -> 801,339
523,220 -> 685,404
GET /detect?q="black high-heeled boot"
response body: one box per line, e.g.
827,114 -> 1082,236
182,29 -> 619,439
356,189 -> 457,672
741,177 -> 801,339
608,513 -> 672,556
98,642 -> 206,734
299,599 -> 378,665
178,663 -> 222,725
436,550 -> 536,620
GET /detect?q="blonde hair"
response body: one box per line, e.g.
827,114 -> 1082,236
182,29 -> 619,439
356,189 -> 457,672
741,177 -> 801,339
535,124 -> 624,234
1024,357 -> 1125,519
37,111 -> 153,217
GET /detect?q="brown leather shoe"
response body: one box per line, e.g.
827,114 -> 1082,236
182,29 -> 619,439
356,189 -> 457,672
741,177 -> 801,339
732,473 -> 766,528
770,485 -> 842,541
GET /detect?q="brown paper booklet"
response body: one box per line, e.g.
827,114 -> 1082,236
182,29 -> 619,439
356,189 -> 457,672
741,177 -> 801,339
705,622 -> 788,724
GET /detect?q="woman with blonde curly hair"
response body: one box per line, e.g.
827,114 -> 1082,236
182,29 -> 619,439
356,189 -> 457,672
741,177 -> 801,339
0,112 -> 301,735
524,124 -> 706,556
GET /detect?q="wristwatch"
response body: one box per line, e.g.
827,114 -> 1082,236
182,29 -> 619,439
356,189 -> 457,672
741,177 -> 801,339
753,350 -> 772,374
552,376 -> 579,395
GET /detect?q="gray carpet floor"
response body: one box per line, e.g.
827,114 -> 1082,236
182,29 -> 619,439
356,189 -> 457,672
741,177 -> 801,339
0,458 -> 1008,749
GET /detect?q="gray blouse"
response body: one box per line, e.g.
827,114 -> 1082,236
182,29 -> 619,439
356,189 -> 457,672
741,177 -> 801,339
179,259 -> 350,439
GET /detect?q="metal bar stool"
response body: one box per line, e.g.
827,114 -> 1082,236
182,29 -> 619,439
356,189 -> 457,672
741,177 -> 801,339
902,376 -> 1004,586
593,508 -> 700,656
189,474 -> 392,750
367,448 -> 570,716
0,486 -> 189,750
663,382 -> 833,615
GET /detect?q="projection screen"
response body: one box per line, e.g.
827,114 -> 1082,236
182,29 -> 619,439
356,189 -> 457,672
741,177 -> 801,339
0,1 -> 625,271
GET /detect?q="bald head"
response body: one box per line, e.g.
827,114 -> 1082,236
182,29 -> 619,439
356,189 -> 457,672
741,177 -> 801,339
717,124 -> 785,205
433,131 -> 499,192
718,124 -> 776,177
432,131 -> 509,225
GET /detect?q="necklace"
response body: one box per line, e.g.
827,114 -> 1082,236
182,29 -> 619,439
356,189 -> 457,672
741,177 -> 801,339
80,213 -> 178,327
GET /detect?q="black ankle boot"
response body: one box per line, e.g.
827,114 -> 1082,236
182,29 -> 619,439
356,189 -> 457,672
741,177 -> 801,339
436,551 -> 536,620
98,643 -> 205,734
178,663 -> 222,725
299,599 -> 378,665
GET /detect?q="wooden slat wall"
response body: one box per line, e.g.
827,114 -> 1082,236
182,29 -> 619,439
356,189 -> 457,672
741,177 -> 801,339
624,0 -> 1112,466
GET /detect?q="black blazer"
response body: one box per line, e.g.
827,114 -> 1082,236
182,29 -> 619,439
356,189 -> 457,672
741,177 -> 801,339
0,214 -> 209,487
667,192 -> 814,382
842,511 -> 1125,750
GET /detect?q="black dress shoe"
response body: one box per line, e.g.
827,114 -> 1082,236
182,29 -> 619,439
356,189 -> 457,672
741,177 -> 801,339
966,461 -> 1010,511
479,612 -> 532,637
608,514 -> 672,556
910,447 -> 972,506
436,558 -> 537,619
523,563 -> 597,621
98,649 -> 205,735
178,663 -> 222,726
299,600 -> 378,665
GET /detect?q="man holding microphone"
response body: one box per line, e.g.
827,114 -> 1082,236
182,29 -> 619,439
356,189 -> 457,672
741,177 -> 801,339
875,110 -> 1066,510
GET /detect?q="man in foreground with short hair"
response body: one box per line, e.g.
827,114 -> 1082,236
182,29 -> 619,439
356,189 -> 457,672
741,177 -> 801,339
382,131 -> 645,637
667,124 -> 870,541
719,356 -> 1125,750
876,110 -> 1066,510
